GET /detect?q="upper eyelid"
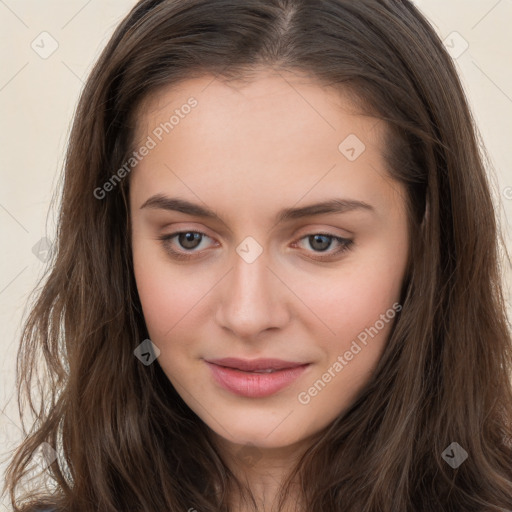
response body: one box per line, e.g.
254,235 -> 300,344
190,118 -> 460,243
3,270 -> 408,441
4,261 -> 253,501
160,222 -> 352,240
161,229 -> 350,248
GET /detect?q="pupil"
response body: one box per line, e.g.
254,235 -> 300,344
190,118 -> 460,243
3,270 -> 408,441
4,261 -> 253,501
179,232 -> 201,249
310,234 -> 331,251
176,233 -> 332,252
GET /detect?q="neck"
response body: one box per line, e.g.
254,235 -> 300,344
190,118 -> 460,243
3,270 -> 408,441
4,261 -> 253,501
208,433 -> 315,512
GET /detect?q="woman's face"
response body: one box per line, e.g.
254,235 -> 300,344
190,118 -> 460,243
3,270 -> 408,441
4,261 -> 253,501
129,70 -> 409,453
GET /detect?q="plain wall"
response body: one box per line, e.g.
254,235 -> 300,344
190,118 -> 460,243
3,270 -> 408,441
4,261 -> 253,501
1,1 -> 511,508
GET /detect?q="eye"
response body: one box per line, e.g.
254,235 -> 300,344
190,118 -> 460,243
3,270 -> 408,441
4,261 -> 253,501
157,231 -> 354,261
158,231 -> 215,260
292,233 -> 354,260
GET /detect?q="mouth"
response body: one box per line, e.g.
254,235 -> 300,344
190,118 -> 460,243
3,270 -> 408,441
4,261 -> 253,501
204,358 -> 311,398
205,357 -> 308,372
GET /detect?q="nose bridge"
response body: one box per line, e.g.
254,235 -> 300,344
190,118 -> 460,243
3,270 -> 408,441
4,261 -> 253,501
216,244 -> 288,337
232,247 -> 270,302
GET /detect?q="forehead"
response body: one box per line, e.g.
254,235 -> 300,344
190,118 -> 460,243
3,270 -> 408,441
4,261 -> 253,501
128,70 -> 401,216
133,69 -> 380,147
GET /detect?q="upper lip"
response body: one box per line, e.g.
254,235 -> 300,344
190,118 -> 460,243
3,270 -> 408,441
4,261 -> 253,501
206,357 -> 309,372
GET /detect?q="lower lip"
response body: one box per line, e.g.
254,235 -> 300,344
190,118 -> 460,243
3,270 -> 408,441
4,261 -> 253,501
206,362 -> 310,398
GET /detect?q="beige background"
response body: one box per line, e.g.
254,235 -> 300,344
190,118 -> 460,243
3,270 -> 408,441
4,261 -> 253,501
1,1 -> 511,508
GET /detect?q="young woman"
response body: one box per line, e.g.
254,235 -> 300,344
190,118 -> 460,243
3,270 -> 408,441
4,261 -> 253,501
3,0 -> 512,511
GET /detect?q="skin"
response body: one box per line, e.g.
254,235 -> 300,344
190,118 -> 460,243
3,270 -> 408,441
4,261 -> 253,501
129,69 -> 410,511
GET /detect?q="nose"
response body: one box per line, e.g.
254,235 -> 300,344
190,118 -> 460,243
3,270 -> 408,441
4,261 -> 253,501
215,247 -> 291,340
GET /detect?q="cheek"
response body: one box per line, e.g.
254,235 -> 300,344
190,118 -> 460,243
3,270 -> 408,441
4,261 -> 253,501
291,253 -> 403,342
132,240 -> 206,342
293,263 -> 402,415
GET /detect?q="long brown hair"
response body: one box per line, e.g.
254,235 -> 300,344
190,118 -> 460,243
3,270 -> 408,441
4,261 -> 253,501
3,0 -> 512,510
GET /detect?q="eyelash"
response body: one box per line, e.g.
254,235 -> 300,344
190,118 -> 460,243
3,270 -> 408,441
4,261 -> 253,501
157,230 -> 354,262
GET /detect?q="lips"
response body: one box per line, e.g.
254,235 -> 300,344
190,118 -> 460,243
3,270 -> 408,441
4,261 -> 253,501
204,358 -> 311,398
205,357 -> 307,372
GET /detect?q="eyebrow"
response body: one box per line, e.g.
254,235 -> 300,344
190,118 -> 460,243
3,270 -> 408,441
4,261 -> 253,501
139,194 -> 374,223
